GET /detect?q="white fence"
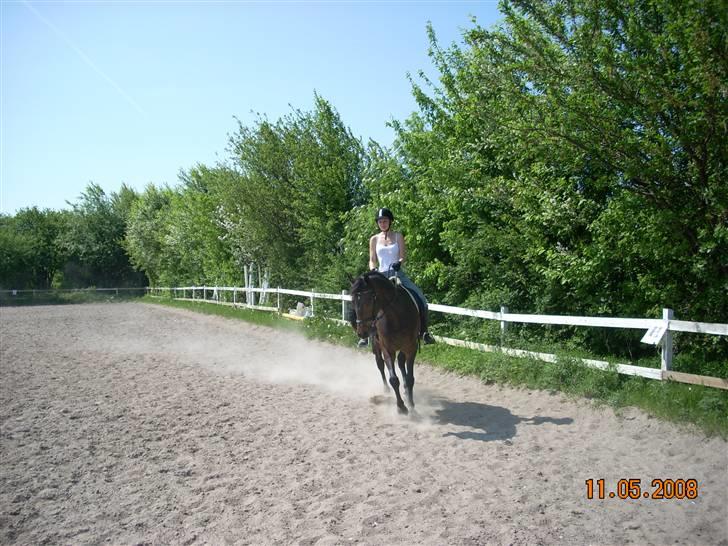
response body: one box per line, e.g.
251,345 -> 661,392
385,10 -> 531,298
149,285 -> 728,390
1,287 -> 145,296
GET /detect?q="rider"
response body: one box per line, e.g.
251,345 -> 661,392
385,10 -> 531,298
357,207 -> 436,347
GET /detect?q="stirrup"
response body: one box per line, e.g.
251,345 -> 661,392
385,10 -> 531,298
357,337 -> 369,348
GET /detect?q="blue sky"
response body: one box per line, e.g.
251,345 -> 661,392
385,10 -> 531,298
2,1 -> 503,214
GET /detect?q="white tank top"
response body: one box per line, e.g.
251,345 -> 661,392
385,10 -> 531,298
376,239 -> 400,272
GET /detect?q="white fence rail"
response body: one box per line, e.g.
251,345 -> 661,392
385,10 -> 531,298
147,285 -> 727,390
1,287 -> 145,296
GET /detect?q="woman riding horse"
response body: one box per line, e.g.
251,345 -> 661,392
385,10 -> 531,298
357,207 -> 435,347
350,270 -> 420,413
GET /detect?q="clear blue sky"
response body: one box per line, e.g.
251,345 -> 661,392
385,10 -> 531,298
2,1 -> 503,214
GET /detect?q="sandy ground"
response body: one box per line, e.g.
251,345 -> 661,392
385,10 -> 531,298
0,303 -> 726,546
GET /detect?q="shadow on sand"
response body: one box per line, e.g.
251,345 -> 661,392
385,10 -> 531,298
433,400 -> 573,442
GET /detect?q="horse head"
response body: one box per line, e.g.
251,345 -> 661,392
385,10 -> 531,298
350,272 -> 379,339
350,271 -> 401,336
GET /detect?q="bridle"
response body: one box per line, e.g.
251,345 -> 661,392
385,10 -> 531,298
352,289 -> 380,326
352,281 -> 395,327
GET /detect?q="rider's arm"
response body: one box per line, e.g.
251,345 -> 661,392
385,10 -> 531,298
398,232 -> 406,265
369,235 -> 378,270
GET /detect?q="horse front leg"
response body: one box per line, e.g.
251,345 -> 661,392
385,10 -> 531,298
383,349 -> 408,414
373,343 -> 388,392
397,352 -> 408,399
404,353 -> 416,408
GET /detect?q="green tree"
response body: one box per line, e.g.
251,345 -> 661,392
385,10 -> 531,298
124,184 -> 173,285
385,0 -> 726,356
223,94 -> 367,290
397,0 -> 728,320
0,208 -> 66,289
155,166 -> 239,287
485,0 -> 728,321
223,117 -> 301,284
58,183 -> 144,287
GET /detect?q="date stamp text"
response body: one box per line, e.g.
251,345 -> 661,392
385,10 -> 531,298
585,478 -> 699,500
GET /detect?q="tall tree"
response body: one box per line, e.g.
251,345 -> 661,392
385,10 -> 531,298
223,94 -> 367,290
0,208 -> 67,289
487,0 -> 728,321
124,184 -> 173,285
393,0 -> 727,327
58,183 -> 144,287
153,166 -> 239,286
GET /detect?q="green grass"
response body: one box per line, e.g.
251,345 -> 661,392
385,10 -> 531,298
144,295 -> 728,438
417,342 -> 727,437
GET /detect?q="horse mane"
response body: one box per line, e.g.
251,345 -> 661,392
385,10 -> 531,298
351,271 -> 396,297
350,274 -> 367,294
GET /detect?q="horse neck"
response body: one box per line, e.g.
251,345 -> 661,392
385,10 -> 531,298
370,275 -> 396,310
369,275 -> 418,340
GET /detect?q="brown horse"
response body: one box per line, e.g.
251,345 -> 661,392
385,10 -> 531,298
350,271 -> 420,414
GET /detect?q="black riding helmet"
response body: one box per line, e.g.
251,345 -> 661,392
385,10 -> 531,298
375,208 -> 394,224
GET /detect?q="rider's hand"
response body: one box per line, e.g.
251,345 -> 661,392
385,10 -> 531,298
392,261 -> 401,272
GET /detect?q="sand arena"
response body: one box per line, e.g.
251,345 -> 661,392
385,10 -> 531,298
1,303 -> 726,545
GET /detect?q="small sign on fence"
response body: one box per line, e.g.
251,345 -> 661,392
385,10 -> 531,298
641,324 -> 667,345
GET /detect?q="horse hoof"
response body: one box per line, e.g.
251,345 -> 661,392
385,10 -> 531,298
397,405 -> 409,415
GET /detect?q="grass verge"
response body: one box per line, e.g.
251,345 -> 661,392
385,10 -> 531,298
145,296 -> 728,438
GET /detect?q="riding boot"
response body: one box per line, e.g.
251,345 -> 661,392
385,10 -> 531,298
420,307 -> 435,345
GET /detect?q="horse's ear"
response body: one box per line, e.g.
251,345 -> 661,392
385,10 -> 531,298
345,272 -> 355,284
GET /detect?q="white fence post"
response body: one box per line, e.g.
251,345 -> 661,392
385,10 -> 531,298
500,305 -> 508,345
310,290 -> 315,317
245,266 -> 256,306
243,265 -> 248,305
661,308 -> 674,371
277,287 -> 281,314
